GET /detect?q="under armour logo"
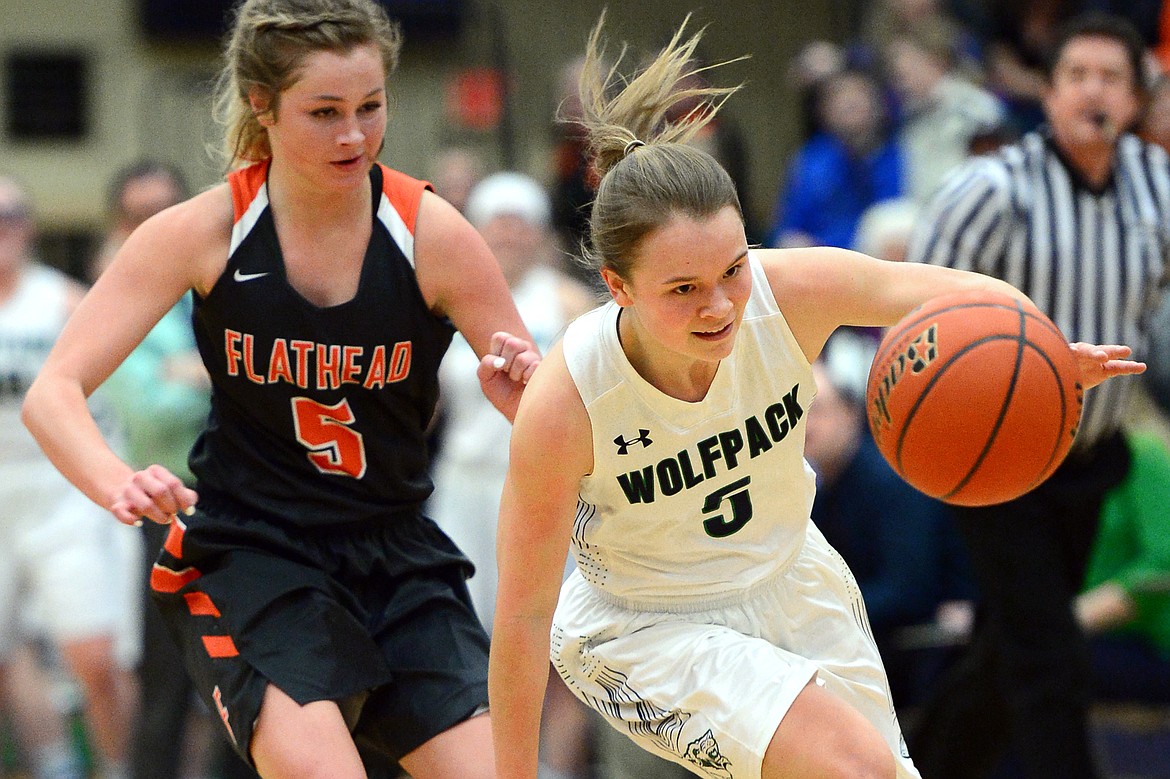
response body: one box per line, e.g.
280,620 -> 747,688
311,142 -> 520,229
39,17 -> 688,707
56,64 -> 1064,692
614,429 -> 653,455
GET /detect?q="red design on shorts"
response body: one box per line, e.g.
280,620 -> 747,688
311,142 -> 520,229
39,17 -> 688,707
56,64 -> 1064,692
183,591 -> 221,617
150,564 -> 201,594
202,635 -> 239,659
163,519 -> 186,558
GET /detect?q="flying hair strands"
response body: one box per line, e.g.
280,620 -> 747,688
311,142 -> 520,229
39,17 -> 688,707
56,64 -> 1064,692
575,11 -> 747,179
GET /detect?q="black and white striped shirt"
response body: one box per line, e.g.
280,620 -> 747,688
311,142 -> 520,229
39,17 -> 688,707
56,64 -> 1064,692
909,129 -> 1170,451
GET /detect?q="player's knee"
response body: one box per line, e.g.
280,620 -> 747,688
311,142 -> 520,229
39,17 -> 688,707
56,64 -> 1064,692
252,735 -> 366,779
256,755 -> 360,779
764,736 -> 894,779
252,690 -> 366,779
816,737 -> 896,779
764,684 -> 897,779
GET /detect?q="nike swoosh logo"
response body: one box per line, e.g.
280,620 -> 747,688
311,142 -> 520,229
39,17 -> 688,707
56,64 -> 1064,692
233,269 -> 270,282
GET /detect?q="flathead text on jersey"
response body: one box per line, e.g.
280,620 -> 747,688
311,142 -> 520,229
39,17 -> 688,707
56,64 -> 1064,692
223,330 -> 413,390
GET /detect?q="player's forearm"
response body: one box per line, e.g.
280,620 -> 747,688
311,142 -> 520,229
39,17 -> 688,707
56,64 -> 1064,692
489,615 -> 554,779
921,264 -> 1034,311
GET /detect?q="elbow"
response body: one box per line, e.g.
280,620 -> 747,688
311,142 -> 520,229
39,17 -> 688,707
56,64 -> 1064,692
21,377 -> 45,438
21,373 -> 63,446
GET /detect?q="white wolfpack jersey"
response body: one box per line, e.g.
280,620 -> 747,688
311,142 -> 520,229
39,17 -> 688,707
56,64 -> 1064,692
0,264 -> 121,468
563,252 -> 817,609
0,264 -> 73,467
0,263 -> 139,663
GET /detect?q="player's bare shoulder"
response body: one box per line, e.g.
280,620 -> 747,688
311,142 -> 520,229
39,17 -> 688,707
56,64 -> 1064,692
755,246 -> 857,302
122,183 -> 234,297
756,246 -> 894,361
513,340 -> 594,478
412,189 -> 496,314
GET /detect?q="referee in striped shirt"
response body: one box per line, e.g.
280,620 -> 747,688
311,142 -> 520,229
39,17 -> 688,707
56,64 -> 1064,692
905,14 -> 1169,779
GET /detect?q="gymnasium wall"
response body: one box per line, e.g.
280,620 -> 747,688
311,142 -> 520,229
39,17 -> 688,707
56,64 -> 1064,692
0,0 -> 848,259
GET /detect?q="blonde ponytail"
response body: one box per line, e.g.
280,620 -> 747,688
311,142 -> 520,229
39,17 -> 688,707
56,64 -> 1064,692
573,13 -> 747,277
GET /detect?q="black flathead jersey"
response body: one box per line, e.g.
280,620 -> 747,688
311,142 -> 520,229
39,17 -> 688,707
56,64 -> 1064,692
189,162 -> 454,527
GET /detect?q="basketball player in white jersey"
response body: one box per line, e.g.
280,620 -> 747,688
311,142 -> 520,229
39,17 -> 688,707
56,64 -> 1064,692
487,17 -> 1145,779
0,175 -> 138,779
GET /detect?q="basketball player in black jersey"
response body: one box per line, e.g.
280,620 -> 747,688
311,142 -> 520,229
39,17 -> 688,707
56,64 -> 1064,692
21,1 -> 537,777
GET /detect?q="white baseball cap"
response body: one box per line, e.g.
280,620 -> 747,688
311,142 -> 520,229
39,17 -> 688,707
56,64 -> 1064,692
464,172 -> 551,230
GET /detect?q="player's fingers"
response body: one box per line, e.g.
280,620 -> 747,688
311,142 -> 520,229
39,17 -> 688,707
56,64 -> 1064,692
114,485 -> 173,526
111,500 -> 145,527
1071,342 -> 1133,360
1106,359 -> 1146,375
478,353 -> 506,384
128,465 -> 196,522
1070,342 -> 1105,360
494,334 -> 524,364
498,337 -> 540,383
132,467 -> 182,514
1098,344 -> 1134,359
516,352 -> 541,384
487,331 -> 511,361
479,331 -> 513,375
153,466 -> 198,515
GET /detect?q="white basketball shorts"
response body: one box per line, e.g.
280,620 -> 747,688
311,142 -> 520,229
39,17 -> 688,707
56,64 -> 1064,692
0,462 -> 141,662
550,523 -> 920,779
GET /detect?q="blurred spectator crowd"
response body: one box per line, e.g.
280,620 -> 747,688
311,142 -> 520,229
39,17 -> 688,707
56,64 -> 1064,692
3,1 -> 1170,777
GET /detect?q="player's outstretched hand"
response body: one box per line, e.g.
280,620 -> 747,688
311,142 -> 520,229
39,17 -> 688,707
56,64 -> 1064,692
1071,342 -> 1146,390
477,331 -> 541,423
110,463 -> 198,527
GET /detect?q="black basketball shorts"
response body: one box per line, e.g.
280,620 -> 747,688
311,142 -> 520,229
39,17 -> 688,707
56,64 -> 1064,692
149,497 -> 490,770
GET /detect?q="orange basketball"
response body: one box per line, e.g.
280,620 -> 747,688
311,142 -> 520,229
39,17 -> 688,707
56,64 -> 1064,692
866,289 -> 1083,507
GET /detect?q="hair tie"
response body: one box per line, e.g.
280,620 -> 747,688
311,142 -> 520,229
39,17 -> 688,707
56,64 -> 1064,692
623,139 -> 646,158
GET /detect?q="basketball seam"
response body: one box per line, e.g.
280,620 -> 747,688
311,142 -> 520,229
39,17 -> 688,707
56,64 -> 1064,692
938,305 -> 1027,500
1014,339 -> 1075,491
891,323 -> 1073,502
892,333 -> 1015,485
